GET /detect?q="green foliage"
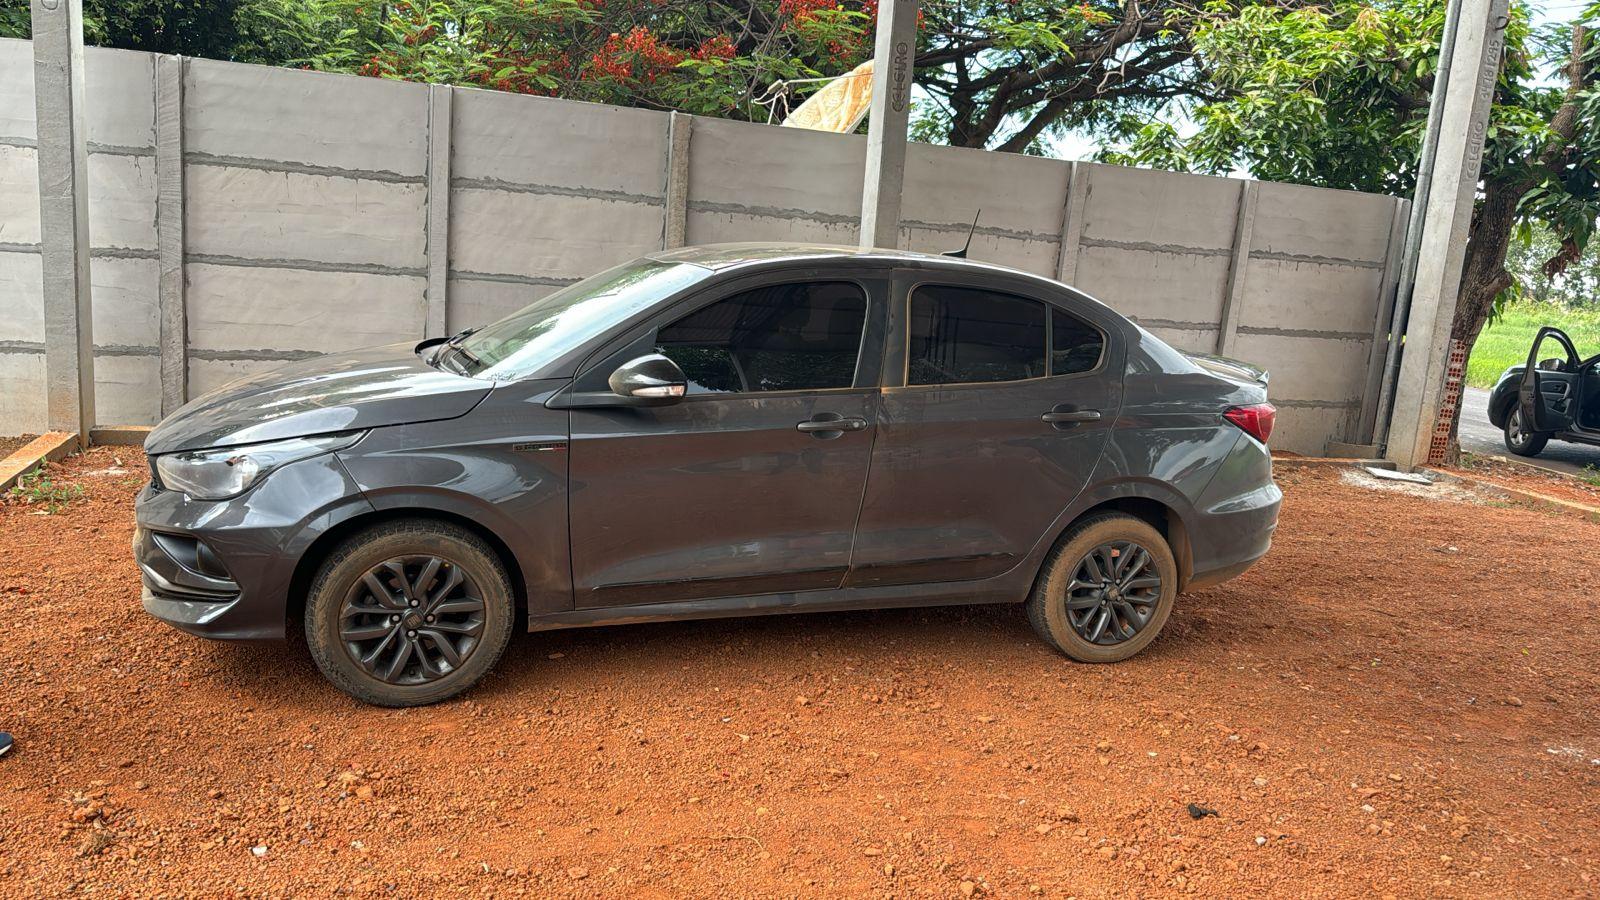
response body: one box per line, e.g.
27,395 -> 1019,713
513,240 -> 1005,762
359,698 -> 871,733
5,465 -> 84,515
1,0 -> 254,58
1464,299 -> 1600,387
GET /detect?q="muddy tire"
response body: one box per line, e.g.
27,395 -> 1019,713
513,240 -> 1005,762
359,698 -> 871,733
1027,513 -> 1179,663
304,520 -> 514,707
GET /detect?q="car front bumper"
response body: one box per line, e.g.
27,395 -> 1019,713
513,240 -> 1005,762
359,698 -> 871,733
134,453 -> 375,640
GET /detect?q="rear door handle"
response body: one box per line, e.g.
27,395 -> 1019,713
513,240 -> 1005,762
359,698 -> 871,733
796,415 -> 868,434
1041,409 -> 1102,425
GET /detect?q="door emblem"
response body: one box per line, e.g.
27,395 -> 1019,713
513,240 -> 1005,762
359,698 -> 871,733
512,441 -> 568,453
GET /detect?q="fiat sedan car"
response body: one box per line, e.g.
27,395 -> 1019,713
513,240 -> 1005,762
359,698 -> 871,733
135,244 -> 1281,706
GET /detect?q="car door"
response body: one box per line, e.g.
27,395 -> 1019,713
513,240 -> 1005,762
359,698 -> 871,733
1520,326 -> 1580,433
565,270 -> 888,608
846,271 -> 1124,588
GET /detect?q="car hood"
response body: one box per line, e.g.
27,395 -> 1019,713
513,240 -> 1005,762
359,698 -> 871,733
145,342 -> 494,454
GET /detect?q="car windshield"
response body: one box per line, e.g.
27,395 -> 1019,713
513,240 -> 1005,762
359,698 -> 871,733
445,258 -> 712,381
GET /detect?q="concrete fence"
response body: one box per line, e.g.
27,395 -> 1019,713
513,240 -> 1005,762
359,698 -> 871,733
0,39 -> 1407,454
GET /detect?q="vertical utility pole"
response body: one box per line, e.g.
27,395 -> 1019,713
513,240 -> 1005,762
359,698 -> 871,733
1385,0 -> 1510,467
31,0 -> 95,439
859,0 -> 918,250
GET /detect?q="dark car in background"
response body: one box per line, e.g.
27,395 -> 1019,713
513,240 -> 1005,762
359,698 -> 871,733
134,244 -> 1281,706
1487,325 -> 1600,456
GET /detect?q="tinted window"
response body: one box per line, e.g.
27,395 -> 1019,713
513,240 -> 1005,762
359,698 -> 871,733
656,282 -> 867,394
1052,309 -> 1104,374
908,285 -> 1046,385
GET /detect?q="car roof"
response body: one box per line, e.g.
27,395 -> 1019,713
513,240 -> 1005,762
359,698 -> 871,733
648,242 -> 1053,283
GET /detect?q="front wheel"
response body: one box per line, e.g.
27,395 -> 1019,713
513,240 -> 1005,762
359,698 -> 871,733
1504,406 -> 1549,457
1027,513 -> 1179,663
304,520 -> 515,707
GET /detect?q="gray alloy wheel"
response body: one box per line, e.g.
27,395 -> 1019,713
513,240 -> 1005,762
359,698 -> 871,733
305,520 -> 514,707
1027,512 -> 1178,663
1503,406 -> 1549,457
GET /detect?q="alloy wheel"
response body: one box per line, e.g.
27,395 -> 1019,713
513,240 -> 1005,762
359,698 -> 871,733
1508,408 -> 1527,445
1064,541 -> 1163,645
338,555 -> 486,685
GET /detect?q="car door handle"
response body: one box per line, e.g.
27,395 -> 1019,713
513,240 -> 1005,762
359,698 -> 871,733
796,415 -> 868,434
1041,409 -> 1102,425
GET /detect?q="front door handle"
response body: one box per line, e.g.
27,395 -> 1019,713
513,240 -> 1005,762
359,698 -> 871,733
796,415 -> 868,436
1041,408 -> 1102,426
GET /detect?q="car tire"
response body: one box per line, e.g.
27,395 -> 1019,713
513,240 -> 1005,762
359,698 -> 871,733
1027,513 -> 1179,664
304,519 -> 515,707
1503,406 -> 1549,457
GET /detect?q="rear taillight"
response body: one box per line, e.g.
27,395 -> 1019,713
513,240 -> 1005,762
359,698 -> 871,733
1223,403 -> 1276,443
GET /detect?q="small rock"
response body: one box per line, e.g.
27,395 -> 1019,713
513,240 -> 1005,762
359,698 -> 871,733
567,866 -> 588,880
1503,696 -> 1524,708
250,845 -> 268,858
863,847 -> 882,857
1097,845 -> 1119,860
1186,803 -> 1218,819
959,880 -> 978,897
1255,835 -> 1267,846
1035,823 -> 1055,835
796,696 -> 810,707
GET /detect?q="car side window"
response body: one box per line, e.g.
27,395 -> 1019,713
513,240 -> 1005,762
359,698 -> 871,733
908,285 -> 1047,385
655,281 -> 868,394
1052,308 -> 1104,375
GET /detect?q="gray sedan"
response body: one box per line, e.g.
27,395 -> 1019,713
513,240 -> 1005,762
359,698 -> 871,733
135,244 -> 1281,706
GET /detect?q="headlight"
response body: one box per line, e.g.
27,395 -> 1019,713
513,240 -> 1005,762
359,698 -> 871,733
155,432 -> 364,500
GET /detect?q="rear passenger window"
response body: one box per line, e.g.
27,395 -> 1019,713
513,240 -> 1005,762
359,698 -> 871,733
655,281 -> 867,394
1052,308 -> 1104,374
908,286 -> 1047,385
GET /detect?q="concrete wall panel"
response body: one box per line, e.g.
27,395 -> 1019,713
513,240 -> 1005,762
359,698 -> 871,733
685,208 -> 858,247
690,118 -> 865,217
90,257 -> 159,348
187,264 -> 425,353
1253,182 -> 1393,264
185,59 -> 427,175
187,357 -> 285,400
0,352 -> 46,432
446,279 -> 561,334
1073,244 -> 1230,325
453,89 -> 668,198
88,153 -> 157,251
0,144 -> 40,246
903,142 -> 1068,239
1240,259 -> 1384,336
94,354 -> 161,425
1230,332 -> 1370,404
86,48 -> 156,150
451,188 -> 662,280
902,228 -> 1059,276
0,251 -> 43,343
1139,324 -> 1218,355
0,39 -> 31,141
1080,164 -> 1240,252
1270,406 -> 1357,456
185,165 -> 427,269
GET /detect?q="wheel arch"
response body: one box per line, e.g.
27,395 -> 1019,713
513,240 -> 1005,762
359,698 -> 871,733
286,508 -> 529,634
1049,493 -> 1193,590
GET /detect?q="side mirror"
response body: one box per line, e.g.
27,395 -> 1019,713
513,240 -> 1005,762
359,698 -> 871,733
608,354 -> 688,405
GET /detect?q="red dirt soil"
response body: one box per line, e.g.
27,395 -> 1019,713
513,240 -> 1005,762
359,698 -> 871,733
1446,454 -> 1600,509
1,448 -> 1597,897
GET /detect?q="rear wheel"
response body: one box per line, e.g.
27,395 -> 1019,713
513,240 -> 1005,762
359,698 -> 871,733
304,520 -> 515,707
1504,406 -> 1549,456
1027,513 -> 1178,663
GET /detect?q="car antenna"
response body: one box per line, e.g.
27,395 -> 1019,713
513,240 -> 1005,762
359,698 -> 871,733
943,209 -> 981,259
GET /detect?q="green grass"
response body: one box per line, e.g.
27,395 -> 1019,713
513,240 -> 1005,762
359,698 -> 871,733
1465,301 -> 1600,389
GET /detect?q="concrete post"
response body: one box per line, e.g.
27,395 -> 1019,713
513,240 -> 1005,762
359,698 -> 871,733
155,54 -> 187,415
424,83 -> 453,339
1055,161 -> 1088,284
663,111 -> 691,249
1386,0 -> 1509,467
1215,180 -> 1259,357
858,0 -> 917,250
31,0 -> 95,438
1355,197 -> 1411,443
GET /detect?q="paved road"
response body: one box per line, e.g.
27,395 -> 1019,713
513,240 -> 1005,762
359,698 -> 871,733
1458,385 -> 1600,476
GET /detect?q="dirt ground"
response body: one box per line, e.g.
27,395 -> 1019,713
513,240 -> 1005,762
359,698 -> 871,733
1448,452 -> 1600,508
1,448 -> 1598,898
0,434 -> 38,462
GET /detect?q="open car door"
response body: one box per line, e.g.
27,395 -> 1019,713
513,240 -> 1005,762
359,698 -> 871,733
1519,326 -> 1580,433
